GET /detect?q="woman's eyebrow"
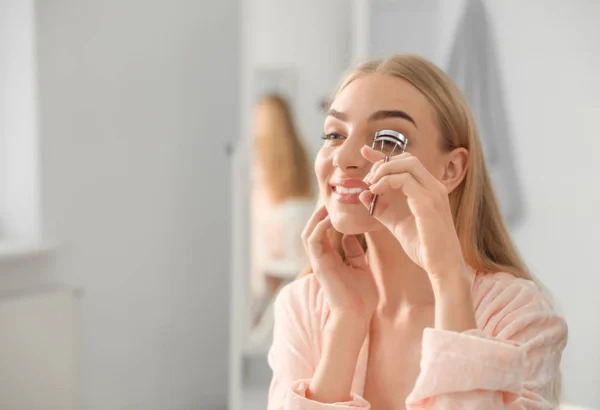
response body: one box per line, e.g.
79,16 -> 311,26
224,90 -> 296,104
326,109 -> 347,121
368,110 -> 417,128
327,109 -> 417,129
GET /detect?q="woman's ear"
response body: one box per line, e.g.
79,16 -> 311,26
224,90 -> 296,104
441,148 -> 469,193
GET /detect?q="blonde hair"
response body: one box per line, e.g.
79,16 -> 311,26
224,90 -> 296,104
300,53 -> 563,401
253,94 -> 313,204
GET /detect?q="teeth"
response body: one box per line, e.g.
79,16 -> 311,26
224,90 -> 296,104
334,186 -> 364,194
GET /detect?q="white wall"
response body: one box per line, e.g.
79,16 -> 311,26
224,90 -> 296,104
369,0 -> 440,62
0,1 -> 239,409
482,2 -> 600,407
373,0 -> 600,407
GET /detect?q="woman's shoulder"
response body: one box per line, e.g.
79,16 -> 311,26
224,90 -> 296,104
471,270 -> 568,341
274,274 -> 329,325
471,270 -> 549,309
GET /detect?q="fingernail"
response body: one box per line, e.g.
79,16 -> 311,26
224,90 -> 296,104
363,173 -> 371,183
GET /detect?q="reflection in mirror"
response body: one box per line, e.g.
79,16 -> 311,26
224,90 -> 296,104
248,93 -> 316,352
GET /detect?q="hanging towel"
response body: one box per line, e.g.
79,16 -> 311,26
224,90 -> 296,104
446,0 -> 524,227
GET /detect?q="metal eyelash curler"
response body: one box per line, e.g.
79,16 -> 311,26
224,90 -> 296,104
369,129 -> 408,216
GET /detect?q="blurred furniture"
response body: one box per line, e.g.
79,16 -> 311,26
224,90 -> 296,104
0,286 -> 79,410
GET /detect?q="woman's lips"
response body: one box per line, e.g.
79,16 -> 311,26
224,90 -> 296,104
330,179 -> 369,204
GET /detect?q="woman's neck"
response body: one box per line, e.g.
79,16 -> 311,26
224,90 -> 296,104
365,228 -> 435,318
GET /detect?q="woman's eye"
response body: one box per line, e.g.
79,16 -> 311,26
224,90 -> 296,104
321,133 -> 345,143
322,133 -> 343,140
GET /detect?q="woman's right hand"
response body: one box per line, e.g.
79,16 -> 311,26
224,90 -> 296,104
301,205 -> 378,324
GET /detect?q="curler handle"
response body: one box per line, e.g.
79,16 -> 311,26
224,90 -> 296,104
368,155 -> 390,216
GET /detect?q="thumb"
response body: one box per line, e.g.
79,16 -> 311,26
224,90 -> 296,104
359,190 -> 374,209
341,234 -> 368,270
361,145 -> 386,163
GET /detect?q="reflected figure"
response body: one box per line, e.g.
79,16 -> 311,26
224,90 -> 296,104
249,94 -> 315,349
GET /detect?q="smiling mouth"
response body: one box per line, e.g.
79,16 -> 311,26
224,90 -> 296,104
332,186 -> 366,195
329,182 -> 368,205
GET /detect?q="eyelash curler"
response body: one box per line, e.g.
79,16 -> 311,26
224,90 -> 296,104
369,129 -> 409,216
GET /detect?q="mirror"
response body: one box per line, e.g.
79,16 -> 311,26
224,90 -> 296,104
247,69 -> 316,353
233,2 -> 354,407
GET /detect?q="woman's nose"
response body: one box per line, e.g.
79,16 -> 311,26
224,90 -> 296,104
333,136 -> 369,171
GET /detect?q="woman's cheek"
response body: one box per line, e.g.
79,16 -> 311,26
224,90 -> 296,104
314,151 -> 332,190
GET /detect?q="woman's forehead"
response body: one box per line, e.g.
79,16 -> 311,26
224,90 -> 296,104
331,74 -> 431,121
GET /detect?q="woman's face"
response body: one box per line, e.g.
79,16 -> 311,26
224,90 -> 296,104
316,74 -> 449,234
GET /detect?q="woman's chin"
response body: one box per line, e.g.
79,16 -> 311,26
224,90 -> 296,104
329,210 -> 375,236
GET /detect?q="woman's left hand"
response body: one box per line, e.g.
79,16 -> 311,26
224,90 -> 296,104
359,145 -> 467,284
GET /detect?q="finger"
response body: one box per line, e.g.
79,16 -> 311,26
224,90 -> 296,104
369,173 -> 424,198
306,216 -> 345,274
341,235 -> 368,270
364,152 -> 394,185
301,204 -> 328,249
361,145 -> 387,163
306,215 -> 335,259
370,153 -> 442,192
364,158 -> 386,184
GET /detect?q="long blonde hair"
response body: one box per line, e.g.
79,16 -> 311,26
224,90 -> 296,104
301,54 -> 531,280
253,94 -> 313,204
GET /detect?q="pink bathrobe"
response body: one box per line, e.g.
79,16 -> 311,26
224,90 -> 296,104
267,269 -> 568,409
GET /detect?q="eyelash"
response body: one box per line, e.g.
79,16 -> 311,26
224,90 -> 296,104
322,133 -> 396,146
373,140 -> 401,150
321,133 -> 406,155
321,133 -> 345,141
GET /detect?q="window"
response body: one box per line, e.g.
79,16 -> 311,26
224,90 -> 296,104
0,0 -> 44,256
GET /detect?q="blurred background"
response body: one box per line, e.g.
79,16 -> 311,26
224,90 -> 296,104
0,0 -> 598,409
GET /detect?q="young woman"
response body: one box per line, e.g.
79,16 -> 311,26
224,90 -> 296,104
266,55 -> 567,409
249,94 -> 316,347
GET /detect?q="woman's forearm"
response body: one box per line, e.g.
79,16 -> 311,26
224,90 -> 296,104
308,314 -> 369,403
432,272 -> 477,332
